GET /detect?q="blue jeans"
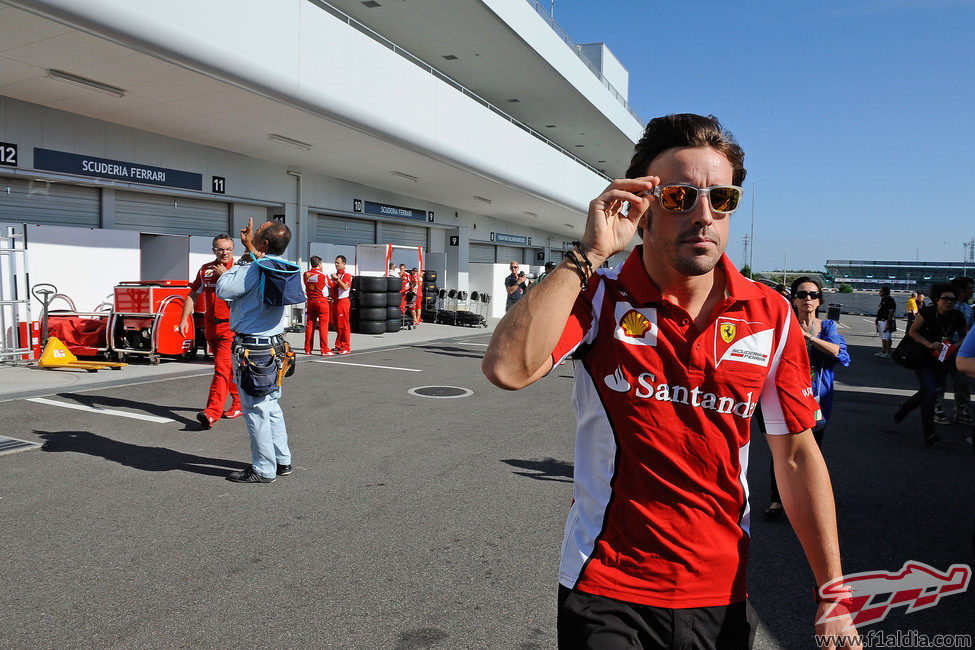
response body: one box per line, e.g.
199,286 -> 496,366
235,361 -> 290,479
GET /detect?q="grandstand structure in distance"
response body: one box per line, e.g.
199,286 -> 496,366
824,259 -> 975,291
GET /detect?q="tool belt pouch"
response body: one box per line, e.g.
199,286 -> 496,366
237,348 -> 280,397
274,339 -> 297,379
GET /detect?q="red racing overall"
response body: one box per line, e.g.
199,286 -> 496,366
331,270 -> 353,353
191,259 -> 241,421
303,268 -> 332,355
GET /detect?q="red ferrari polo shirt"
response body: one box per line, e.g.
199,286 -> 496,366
190,260 -> 233,322
552,246 -> 817,608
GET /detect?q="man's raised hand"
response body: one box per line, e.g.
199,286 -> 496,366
580,177 -> 657,265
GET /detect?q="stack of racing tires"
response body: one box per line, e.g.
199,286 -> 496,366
352,276 -> 403,334
420,269 -> 438,323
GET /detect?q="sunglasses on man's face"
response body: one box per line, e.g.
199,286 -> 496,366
794,290 -> 821,300
644,184 -> 743,214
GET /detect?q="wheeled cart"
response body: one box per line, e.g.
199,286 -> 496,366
110,281 -> 199,364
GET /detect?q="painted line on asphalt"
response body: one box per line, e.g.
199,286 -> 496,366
833,382 -> 955,400
310,360 -> 422,372
25,397 -> 175,423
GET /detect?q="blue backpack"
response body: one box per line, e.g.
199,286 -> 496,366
255,257 -> 306,306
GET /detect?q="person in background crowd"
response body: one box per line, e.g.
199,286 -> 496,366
874,285 -> 896,358
411,267 -> 422,323
954,327 -> 975,452
483,113 -> 857,649
894,283 -> 967,445
934,276 -> 974,424
504,261 -> 528,312
905,291 -> 919,331
215,219 -> 294,484
537,260 -> 557,284
766,276 -> 850,518
302,256 -> 333,356
330,255 -> 353,355
179,233 -> 242,430
917,292 -> 926,309
774,283 -> 789,300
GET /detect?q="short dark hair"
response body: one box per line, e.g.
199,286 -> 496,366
880,286 -> 891,296
336,255 -> 347,263
932,283 -> 955,301
790,275 -> 823,317
774,284 -> 787,294
626,113 -> 746,185
951,276 -> 973,292
309,256 -> 322,268
257,221 -> 291,255
212,234 -> 232,248
545,261 -> 557,271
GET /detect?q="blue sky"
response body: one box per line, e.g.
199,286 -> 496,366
551,0 -> 975,272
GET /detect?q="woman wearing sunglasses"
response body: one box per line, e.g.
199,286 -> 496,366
766,276 -> 850,518
894,283 -> 967,445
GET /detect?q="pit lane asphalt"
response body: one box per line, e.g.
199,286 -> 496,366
0,316 -> 972,649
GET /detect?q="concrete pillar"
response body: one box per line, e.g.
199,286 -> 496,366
100,188 -> 115,229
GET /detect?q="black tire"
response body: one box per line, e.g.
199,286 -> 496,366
357,319 -> 386,335
358,292 -> 387,308
423,270 -> 437,282
385,318 -> 401,333
423,282 -> 437,292
386,306 -> 403,320
387,291 -> 402,307
358,307 -> 387,321
386,276 -> 401,292
355,276 -> 387,292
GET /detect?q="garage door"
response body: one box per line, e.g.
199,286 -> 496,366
0,177 -> 99,228
469,242 -> 495,263
378,222 -> 426,248
115,191 -> 230,236
316,214 -> 375,246
496,245 -> 521,264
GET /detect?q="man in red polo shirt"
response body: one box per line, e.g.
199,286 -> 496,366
303,255 -> 333,356
179,233 -> 242,430
398,263 -> 412,315
482,114 -> 859,649
330,255 -> 353,355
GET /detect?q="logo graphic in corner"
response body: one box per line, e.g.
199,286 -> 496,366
604,366 -> 634,393
613,303 -> 657,347
714,317 -> 773,368
720,323 -> 736,343
817,561 -> 971,629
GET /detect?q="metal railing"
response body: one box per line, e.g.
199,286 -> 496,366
307,0 -> 612,180
522,0 -> 642,123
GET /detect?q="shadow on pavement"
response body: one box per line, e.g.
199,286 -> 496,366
55,391 -> 199,428
418,345 -> 484,360
502,457 -> 573,482
37,430 -> 247,476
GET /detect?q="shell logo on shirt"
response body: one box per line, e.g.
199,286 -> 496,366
613,303 -> 658,347
714,317 -> 773,368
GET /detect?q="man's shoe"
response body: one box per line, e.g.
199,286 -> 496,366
873,351 -> 887,357
956,411 -> 973,425
196,412 -> 215,430
277,464 -> 293,476
924,433 -> 940,446
337,349 -> 351,355
227,467 -> 275,483
222,408 -> 243,419
934,414 -> 951,425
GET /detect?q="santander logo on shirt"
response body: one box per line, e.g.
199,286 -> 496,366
603,365 -> 759,419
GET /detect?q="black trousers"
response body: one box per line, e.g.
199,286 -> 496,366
558,586 -> 756,650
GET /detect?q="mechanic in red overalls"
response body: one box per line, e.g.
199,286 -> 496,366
303,255 -> 333,356
179,233 -> 242,430
411,266 -> 422,323
398,263 -> 412,315
330,255 -> 353,355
